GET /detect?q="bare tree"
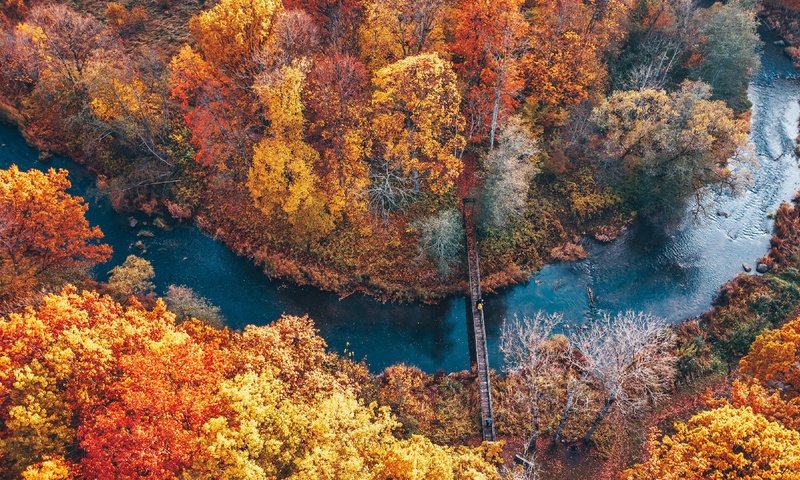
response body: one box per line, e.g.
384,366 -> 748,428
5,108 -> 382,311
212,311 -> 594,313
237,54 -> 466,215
624,33 -> 682,91
504,450 -> 543,480
368,160 -> 415,223
480,116 -> 540,230
572,311 -> 676,443
414,208 -> 464,275
552,371 -> 591,444
501,312 -> 561,453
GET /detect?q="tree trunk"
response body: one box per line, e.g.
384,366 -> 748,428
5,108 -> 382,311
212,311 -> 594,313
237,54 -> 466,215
489,71 -> 504,150
553,392 -> 573,444
584,396 -> 615,443
527,400 -> 540,452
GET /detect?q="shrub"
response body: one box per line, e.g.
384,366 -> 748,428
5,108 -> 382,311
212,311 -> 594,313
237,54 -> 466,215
107,255 -> 155,300
165,285 -> 224,328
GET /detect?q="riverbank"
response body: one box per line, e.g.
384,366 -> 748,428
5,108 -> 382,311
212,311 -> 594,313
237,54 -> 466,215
0,99 -> 622,303
761,1 -> 800,68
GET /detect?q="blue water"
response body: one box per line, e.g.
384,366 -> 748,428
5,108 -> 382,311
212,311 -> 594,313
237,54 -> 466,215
1,30 -> 798,373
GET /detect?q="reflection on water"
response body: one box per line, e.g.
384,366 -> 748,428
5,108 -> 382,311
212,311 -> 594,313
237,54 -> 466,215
1,29 -> 798,372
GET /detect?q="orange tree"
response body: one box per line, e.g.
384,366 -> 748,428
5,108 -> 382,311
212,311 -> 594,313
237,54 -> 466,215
0,165 -> 111,301
624,404 -> 800,480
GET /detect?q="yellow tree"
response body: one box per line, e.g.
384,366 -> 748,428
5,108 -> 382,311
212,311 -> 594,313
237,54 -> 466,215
248,63 -> 336,240
624,405 -> 800,479
723,380 -> 800,432
83,57 -> 171,168
739,315 -> 800,397
371,53 -> 464,197
190,0 -> 282,77
358,0 -> 446,70
0,166 -> 111,301
20,456 -> 74,480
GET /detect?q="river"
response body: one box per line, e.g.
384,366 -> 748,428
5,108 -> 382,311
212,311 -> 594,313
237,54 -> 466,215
1,30 -> 799,373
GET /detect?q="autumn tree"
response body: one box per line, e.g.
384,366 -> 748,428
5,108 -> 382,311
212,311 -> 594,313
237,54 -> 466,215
723,380 -> 800,432
106,255 -> 155,301
370,53 -> 464,201
269,9 -> 321,66
305,53 -> 371,220
592,81 -> 749,224
84,53 -> 174,175
0,165 -> 111,302
20,456 -> 74,480
13,4 -> 112,87
282,0 -> 364,52
189,0 -> 281,79
479,116 -> 540,230
247,63 -> 336,241
523,0 -> 631,129
8,4 -> 117,147
77,330 -> 231,479
573,311 -> 676,443
728,316 -> 800,431
359,0 -> 446,69
450,0 -> 528,146
624,405 -> 800,479
168,45 -> 249,170
739,315 -> 800,397
0,288 -> 189,474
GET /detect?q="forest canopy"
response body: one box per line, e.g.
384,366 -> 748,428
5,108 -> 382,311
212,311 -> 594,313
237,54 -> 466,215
0,0 -> 760,301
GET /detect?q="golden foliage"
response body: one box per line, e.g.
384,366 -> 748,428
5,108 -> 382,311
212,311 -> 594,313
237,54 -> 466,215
739,315 -> 800,398
624,405 -> 800,480
190,0 -> 282,74
371,52 -> 464,195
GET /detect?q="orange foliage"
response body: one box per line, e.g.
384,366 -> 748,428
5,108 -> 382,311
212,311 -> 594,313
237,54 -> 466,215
169,46 -> 247,169
739,315 -> 800,398
0,288 -> 499,477
450,0 -> 528,144
524,0 -> 631,127
0,165 -> 111,300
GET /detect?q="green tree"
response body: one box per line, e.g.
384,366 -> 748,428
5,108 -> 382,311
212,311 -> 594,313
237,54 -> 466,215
691,0 -> 760,111
592,81 -> 749,224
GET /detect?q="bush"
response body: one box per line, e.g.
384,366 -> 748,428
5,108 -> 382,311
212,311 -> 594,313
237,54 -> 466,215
165,285 -> 224,328
107,255 -> 155,301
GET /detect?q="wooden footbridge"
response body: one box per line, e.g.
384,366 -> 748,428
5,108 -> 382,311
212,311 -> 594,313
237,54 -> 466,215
462,198 -> 496,442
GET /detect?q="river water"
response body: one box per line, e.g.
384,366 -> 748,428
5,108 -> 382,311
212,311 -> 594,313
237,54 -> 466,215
1,30 -> 798,373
